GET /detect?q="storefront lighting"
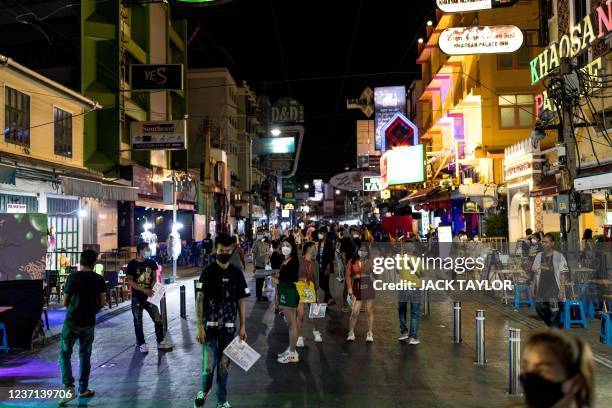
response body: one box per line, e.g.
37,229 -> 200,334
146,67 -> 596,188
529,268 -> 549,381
335,189 -> 341,195
427,20 -> 433,26
304,184 -> 310,189
271,128 -> 282,136
172,222 -> 184,231
78,209 -> 87,217
418,38 -> 424,44
143,222 -> 153,231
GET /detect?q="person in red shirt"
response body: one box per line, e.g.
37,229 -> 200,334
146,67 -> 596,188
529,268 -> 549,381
345,244 -> 375,342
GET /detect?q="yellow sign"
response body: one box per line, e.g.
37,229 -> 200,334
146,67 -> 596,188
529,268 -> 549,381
381,189 -> 391,200
283,203 -> 294,210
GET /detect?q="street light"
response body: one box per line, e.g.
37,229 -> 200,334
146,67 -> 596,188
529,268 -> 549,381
271,128 -> 282,136
304,184 -> 310,189
335,189 -> 341,195
427,20 -> 433,26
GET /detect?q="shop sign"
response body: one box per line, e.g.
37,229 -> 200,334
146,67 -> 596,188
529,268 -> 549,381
252,137 -> 295,154
374,86 -> 406,151
462,199 -> 483,214
380,145 -> 425,189
130,64 -> 183,91
439,25 -> 523,55
363,176 -> 382,192
436,0 -> 518,13
6,203 -> 27,213
283,203 -> 294,210
131,120 -> 186,150
270,98 -> 304,123
530,1 -> 611,84
504,161 -> 533,181
381,189 -> 391,200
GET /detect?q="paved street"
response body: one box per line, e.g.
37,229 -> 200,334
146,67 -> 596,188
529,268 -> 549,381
1,268 -> 611,408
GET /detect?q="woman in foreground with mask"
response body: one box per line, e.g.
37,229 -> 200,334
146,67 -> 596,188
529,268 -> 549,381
520,330 -> 593,408
276,236 -> 301,363
345,243 -> 376,342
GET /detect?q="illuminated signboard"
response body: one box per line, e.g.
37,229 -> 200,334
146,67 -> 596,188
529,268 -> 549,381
530,1 -> 612,84
436,0 -> 518,13
374,86 -> 406,151
362,176 -> 382,192
252,137 -> 295,154
381,112 -> 419,149
380,145 -> 424,189
438,25 -> 523,55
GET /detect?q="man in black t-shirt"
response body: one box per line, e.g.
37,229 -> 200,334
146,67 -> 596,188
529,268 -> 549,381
194,233 -> 249,408
126,242 -> 173,353
58,249 -> 106,406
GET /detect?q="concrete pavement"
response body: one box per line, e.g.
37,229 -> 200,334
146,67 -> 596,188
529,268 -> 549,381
1,268 -> 611,407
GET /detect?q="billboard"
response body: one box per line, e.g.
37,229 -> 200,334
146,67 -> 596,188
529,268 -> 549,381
436,0 -> 519,13
438,25 -> 523,55
131,120 -> 186,150
380,145 -> 425,189
252,137 -> 295,154
374,86 -> 406,151
330,171 -> 378,191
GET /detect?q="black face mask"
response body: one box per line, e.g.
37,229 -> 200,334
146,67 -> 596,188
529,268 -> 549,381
216,253 -> 232,264
519,373 -> 565,408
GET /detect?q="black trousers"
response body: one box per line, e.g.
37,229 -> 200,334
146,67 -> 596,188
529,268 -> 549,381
320,263 -> 333,302
255,265 -> 265,299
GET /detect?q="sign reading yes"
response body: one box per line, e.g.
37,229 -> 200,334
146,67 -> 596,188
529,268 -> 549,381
130,64 -> 184,91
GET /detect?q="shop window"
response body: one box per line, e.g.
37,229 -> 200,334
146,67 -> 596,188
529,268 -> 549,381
499,94 -> 535,128
498,33 -> 532,69
4,87 -> 30,147
54,107 -> 72,157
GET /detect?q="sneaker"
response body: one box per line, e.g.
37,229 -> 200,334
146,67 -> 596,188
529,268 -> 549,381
216,402 -> 232,408
347,331 -> 355,341
138,344 -> 149,353
398,332 -> 409,341
194,390 -> 206,408
277,351 -> 299,364
277,347 -> 291,358
79,390 -> 95,399
296,336 -> 304,348
58,387 -> 76,406
313,330 -> 322,343
157,341 -> 173,350
408,337 -> 421,345
366,331 -> 374,342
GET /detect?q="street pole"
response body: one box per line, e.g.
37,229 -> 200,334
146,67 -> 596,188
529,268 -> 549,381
172,169 -> 177,283
560,58 -> 581,253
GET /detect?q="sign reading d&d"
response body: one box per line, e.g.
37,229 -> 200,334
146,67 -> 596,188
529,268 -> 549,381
270,98 -> 304,123
130,64 -> 183,91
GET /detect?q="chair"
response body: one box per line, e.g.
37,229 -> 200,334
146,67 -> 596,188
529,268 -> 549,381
562,300 -> 588,329
513,284 -> 533,310
600,312 -> 612,345
0,322 -> 8,353
103,271 -> 120,308
578,283 -> 599,320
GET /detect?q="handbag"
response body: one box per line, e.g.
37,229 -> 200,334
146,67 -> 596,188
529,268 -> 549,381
295,279 -> 316,303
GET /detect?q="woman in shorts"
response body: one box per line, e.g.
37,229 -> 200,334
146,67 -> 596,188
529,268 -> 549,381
345,244 -> 375,342
276,236 -> 301,364
296,242 -> 323,347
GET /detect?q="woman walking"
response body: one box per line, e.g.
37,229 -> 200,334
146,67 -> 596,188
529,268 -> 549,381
296,242 -> 323,347
345,244 -> 375,342
276,237 -> 301,363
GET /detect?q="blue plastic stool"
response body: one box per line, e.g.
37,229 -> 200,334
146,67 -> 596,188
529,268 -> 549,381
578,283 -> 599,320
562,301 -> 588,329
513,284 -> 533,310
0,323 -> 8,353
600,313 -> 612,345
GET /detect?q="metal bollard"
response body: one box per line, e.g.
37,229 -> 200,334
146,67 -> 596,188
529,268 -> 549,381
193,279 -> 199,306
180,285 -> 186,319
160,294 -> 168,335
508,328 -> 521,396
422,288 -> 429,317
453,301 -> 462,343
475,310 -> 486,365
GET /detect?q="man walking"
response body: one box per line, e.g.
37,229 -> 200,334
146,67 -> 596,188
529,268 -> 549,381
531,233 -> 569,327
194,233 -> 249,408
58,249 -> 106,406
126,242 -> 173,353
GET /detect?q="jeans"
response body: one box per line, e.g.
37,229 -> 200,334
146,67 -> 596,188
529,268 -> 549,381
336,254 -> 344,280
59,322 -> 95,393
131,297 -> 164,345
398,291 -> 421,338
535,302 -> 561,327
202,332 -> 233,404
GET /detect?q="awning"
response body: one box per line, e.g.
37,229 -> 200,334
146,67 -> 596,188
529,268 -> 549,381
399,186 -> 440,203
530,175 -> 557,197
0,164 -> 16,185
61,176 -> 138,201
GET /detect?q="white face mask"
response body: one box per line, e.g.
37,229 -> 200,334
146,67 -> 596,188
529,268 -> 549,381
318,233 -> 324,240
353,234 -> 359,239
531,238 -> 537,244
281,246 -> 292,256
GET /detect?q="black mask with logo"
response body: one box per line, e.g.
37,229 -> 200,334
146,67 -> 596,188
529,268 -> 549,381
519,372 -> 565,408
216,253 -> 232,264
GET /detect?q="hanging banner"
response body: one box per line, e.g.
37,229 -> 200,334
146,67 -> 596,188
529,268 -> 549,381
438,25 -> 524,55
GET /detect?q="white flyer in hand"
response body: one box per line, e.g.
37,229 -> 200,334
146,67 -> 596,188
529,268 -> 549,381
147,282 -> 166,304
223,336 -> 261,372
309,303 -> 327,319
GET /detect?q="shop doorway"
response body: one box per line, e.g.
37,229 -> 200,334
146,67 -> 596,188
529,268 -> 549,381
509,191 -> 531,242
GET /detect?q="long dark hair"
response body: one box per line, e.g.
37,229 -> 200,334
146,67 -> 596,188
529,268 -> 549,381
582,229 -> 593,241
282,235 -> 299,260
302,241 -> 316,256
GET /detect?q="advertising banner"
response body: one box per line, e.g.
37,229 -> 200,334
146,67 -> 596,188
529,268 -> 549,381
438,25 -> 524,55
380,145 -> 425,189
374,86 -> 406,151
131,120 -> 187,150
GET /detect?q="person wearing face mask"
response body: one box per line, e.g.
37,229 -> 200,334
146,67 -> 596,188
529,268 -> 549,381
194,233 -> 249,408
335,228 -> 345,283
295,242 -> 323,346
520,330 -> 594,408
316,226 -> 336,306
340,227 -> 361,312
531,233 -> 569,327
252,236 -> 271,301
345,244 -> 375,342
126,242 -> 173,353
276,237 -> 301,363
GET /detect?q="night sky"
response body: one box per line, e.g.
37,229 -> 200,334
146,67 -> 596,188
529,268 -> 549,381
179,0 -> 436,183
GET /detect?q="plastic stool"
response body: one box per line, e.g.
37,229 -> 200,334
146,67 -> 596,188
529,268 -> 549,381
0,323 -> 8,353
578,283 -> 599,320
562,301 -> 588,329
600,313 -> 612,345
513,284 -> 533,310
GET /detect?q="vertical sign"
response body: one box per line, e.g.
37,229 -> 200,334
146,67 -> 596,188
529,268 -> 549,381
374,86 -> 406,152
